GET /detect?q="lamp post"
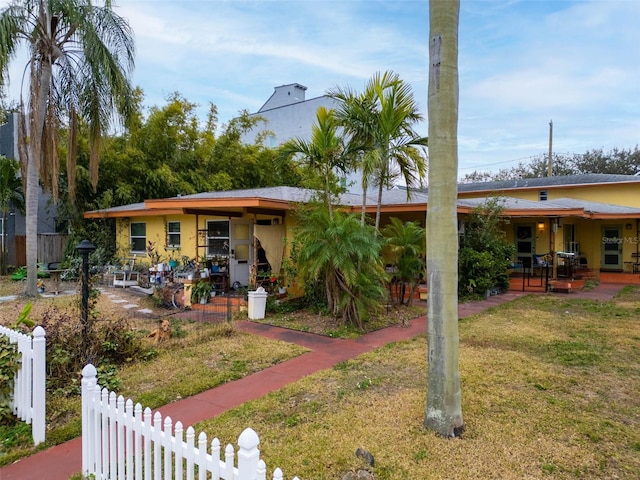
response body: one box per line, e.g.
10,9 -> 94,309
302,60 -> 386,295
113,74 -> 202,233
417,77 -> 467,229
76,239 -> 96,359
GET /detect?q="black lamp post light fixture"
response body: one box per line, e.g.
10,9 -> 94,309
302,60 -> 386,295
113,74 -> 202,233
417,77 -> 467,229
75,239 -> 96,358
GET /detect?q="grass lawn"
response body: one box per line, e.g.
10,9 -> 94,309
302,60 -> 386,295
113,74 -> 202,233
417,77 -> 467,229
1,280 -> 639,479
195,288 -> 640,479
0,279 -> 309,466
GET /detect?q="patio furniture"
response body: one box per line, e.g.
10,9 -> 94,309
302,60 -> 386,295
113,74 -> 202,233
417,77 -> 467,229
113,257 -> 140,288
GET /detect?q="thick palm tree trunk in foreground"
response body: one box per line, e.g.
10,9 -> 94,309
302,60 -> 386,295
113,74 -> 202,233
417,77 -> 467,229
424,0 -> 464,437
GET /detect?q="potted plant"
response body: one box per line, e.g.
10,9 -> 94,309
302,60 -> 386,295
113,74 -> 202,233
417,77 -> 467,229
191,281 -> 213,304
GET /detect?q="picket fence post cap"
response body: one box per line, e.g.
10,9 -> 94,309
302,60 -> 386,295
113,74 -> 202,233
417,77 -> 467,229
238,427 -> 259,449
33,325 -> 45,337
82,364 -> 97,377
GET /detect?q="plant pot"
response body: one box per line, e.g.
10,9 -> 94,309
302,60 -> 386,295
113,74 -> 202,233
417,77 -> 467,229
200,297 -> 208,305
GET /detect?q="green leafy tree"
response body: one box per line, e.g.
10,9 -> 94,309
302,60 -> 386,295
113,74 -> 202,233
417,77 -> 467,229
458,198 -> 515,298
0,0 -> 135,296
295,206 -> 387,329
213,111 -> 299,190
460,146 -> 640,183
382,217 -> 426,305
425,0 -> 464,437
330,71 -> 428,230
0,157 -> 24,274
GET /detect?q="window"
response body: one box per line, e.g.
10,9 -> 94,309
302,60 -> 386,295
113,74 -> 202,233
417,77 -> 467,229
130,222 -> 146,253
539,190 -> 548,201
207,220 -> 229,257
167,221 -> 181,248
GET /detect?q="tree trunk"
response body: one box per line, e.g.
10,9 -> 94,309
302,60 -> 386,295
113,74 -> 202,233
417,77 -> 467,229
424,0 -> 464,437
24,61 -> 53,297
1,211 -> 6,275
375,180 -> 383,231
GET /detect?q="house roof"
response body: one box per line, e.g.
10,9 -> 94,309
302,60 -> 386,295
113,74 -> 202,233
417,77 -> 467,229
457,197 -> 640,219
456,173 -> 640,193
84,177 -> 640,220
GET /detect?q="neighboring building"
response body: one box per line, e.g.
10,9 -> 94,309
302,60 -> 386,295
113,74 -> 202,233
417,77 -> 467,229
0,111 -> 60,266
240,83 -> 366,193
85,174 -> 640,288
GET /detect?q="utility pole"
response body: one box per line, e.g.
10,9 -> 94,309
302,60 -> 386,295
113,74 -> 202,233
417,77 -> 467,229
547,119 -> 553,177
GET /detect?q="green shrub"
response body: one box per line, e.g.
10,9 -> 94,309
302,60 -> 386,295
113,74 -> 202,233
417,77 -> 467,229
39,303 -> 150,395
459,198 -> 515,299
0,336 -> 20,424
0,304 -> 35,425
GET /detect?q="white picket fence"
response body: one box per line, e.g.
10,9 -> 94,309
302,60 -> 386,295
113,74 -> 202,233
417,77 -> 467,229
0,325 -> 46,445
81,364 -> 300,480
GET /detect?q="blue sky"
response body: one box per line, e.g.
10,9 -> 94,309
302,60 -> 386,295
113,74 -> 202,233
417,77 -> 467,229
2,0 -> 639,177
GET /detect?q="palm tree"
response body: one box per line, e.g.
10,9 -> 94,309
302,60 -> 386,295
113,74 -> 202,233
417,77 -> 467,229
329,71 -> 428,230
382,217 -> 425,305
0,156 -> 24,275
279,106 -> 353,218
424,0 -> 464,437
0,0 -> 135,296
295,206 -> 387,329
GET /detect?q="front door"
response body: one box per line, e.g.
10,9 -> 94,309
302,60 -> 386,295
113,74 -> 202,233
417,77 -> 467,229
515,224 -> 535,268
230,220 -> 252,286
601,225 -> 623,270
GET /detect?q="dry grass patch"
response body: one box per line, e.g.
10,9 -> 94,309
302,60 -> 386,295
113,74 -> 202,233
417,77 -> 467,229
196,292 -> 640,480
257,302 -> 425,337
0,280 -> 308,466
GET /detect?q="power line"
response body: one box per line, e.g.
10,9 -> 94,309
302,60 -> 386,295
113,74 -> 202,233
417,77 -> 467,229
458,152 -> 576,171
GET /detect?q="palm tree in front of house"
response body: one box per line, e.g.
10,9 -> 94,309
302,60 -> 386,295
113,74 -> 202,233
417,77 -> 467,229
279,106 -> 354,219
329,71 -> 428,230
0,156 -> 24,275
0,0 -> 135,296
425,0 -> 464,437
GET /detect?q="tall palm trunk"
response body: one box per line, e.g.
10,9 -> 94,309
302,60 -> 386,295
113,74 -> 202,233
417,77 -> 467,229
25,59 -> 53,296
360,173 -> 368,226
424,0 -> 463,437
1,211 -> 6,274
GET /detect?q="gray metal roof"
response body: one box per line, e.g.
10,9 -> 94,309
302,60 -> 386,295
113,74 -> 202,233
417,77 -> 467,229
85,180 -> 640,218
178,186 -> 317,202
457,196 -> 640,215
456,173 -> 640,193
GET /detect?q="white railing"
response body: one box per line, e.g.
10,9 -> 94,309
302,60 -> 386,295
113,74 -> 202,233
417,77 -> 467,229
81,364 -> 300,480
0,325 -> 46,446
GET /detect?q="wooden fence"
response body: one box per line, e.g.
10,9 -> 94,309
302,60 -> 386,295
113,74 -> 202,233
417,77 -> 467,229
81,364 -> 300,480
0,325 -> 46,445
37,233 -> 68,263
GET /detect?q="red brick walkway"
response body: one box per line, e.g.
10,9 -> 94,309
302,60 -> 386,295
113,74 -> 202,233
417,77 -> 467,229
0,284 -> 624,480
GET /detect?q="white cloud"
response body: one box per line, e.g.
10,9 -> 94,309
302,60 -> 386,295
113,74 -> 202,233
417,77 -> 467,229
1,0 -> 638,177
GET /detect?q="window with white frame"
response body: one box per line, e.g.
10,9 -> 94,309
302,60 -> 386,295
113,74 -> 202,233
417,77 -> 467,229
130,222 -> 146,253
206,220 -> 229,257
167,221 -> 181,248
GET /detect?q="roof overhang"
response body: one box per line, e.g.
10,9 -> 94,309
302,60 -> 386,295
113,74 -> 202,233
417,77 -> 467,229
84,208 -> 183,219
